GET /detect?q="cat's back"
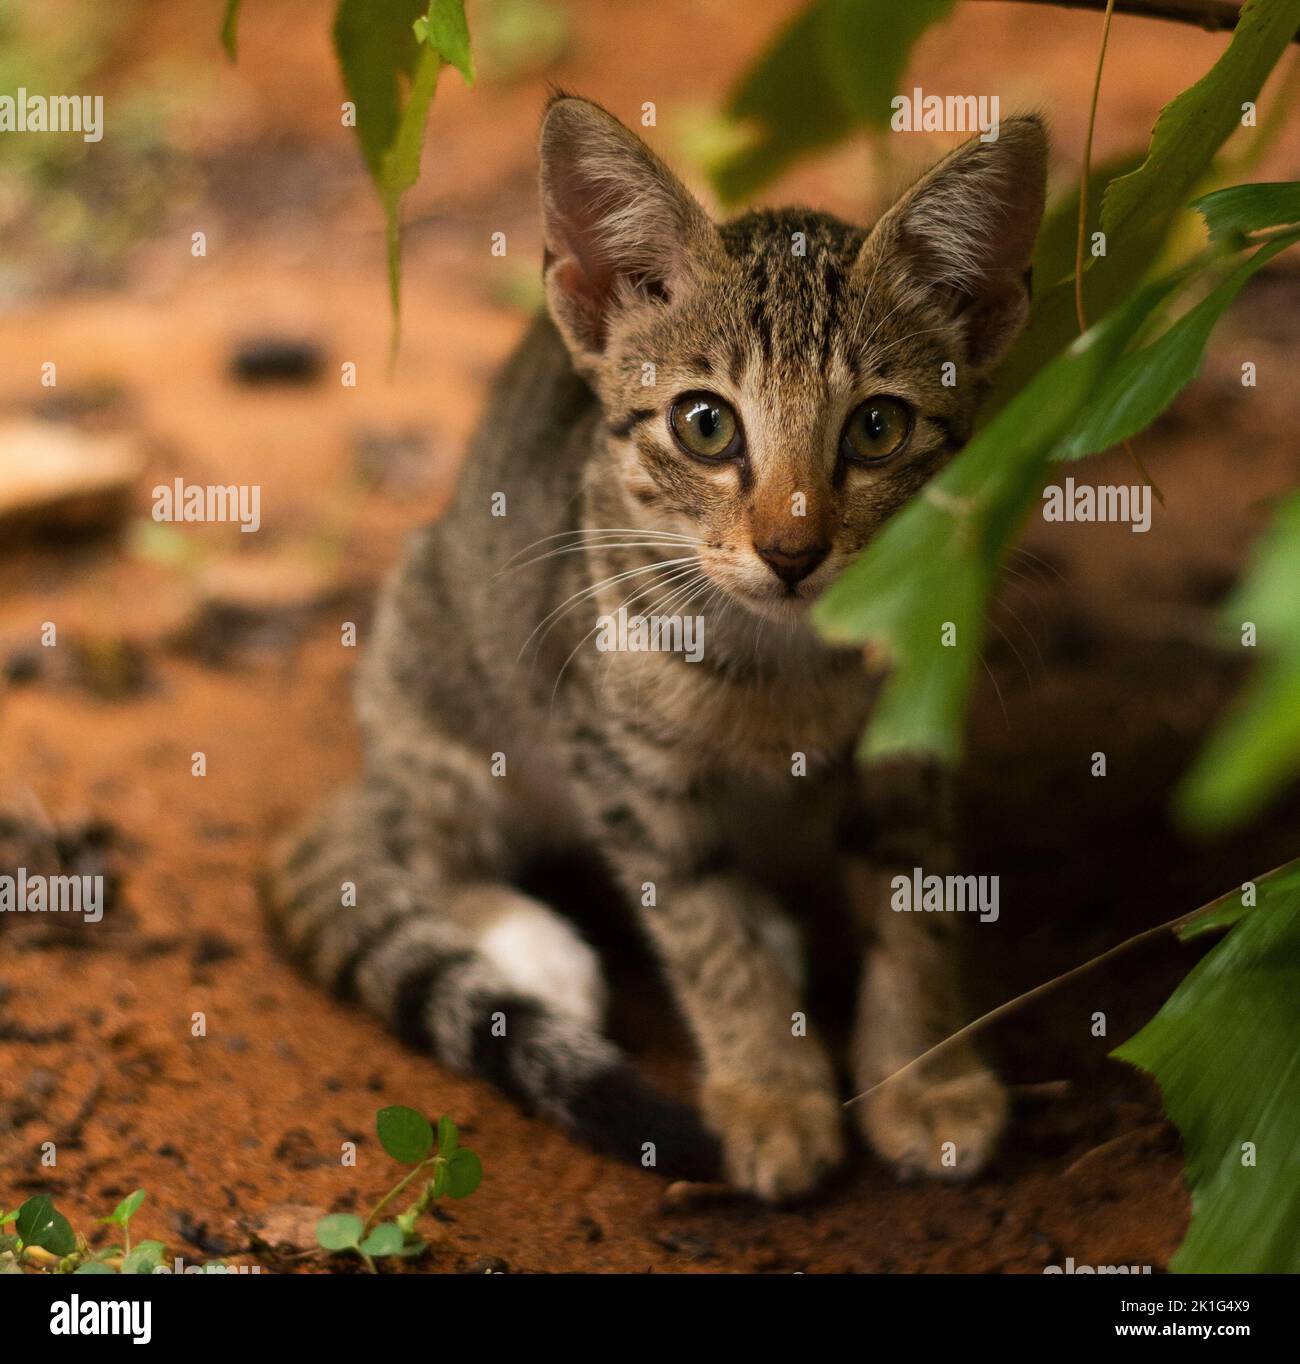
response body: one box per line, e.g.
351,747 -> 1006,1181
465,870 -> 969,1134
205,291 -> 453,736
359,313 -> 599,750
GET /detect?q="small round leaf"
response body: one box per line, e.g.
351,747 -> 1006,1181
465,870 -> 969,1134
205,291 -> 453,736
358,1222 -> 404,1257
315,1213 -> 364,1251
376,1106 -> 434,1164
445,1148 -> 482,1199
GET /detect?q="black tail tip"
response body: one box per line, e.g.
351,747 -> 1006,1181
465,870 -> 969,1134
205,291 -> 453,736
567,1064 -> 722,1183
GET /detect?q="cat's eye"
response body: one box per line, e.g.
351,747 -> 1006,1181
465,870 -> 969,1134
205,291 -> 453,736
840,397 -> 914,465
668,392 -> 742,462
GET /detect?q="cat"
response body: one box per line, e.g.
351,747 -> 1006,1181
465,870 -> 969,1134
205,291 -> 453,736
268,95 -> 1047,1201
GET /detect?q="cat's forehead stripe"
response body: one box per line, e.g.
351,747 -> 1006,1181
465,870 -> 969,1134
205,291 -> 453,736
718,209 -> 867,377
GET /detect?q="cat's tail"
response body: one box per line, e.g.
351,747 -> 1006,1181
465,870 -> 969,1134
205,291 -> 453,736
264,784 -> 721,1182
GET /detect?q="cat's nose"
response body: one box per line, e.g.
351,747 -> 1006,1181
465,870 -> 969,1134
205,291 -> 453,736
754,540 -> 829,587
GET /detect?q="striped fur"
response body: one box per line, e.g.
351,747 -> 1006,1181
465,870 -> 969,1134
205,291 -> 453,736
267,98 -> 1047,1199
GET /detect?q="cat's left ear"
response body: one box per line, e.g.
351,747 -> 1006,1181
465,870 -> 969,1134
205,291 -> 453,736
858,116 -> 1048,374
538,95 -> 721,372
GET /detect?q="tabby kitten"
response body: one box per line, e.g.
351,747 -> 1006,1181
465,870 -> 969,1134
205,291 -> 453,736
269,96 -> 1047,1200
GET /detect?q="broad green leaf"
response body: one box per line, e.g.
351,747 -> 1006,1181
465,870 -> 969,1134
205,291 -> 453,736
377,1105 -> 434,1163
1056,229 -> 1300,460
74,1262 -> 117,1275
1113,859 -> 1300,1271
358,1222 -> 405,1257
709,0 -> 953,204
15,1195 -> 76,1256
221,0 -> 241,61
1101,0 -> 1300,260
818,0 -> 956,129
437,1114 -> 458,1158
333,0 -> 471,351
315,1213 -> 364,1251
120,1240 -> 166,1275
100,1188 -> 146,1228
1031,150 -> 1145,293
444,1147 -> 482,1199
710,5 -> 848,204
815,278 -> 1178,762
1178,491 -> 1300,831
333,0 -> 428,180
414,0 -> 474,84
1192,180 -> 1300,243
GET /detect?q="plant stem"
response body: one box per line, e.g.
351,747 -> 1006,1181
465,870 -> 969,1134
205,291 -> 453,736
843,856 -> 1299,1109
1075,0 -> 1165,502
363,1158 -> 436,1235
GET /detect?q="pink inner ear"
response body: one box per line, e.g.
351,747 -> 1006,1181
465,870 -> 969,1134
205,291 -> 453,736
551,252 -> 611,348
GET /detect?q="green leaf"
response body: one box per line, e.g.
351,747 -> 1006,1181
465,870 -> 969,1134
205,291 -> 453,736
1193,180 -> 1300,243
436,1114 -> 458,1158
333,0 -> 428,180
376,1105 -> 434,1164
74,1262 -> 117,1275
413,0 -> 474,85
444,1147 -> 482,1199
1113,859 -> 1300,1271
15,1196 -> 76,1256
1177,490 -> 1300,831
709,0 -> 953,204
1031,150 -> 1145,293
814,277 -> 1179,763
989,0 -> 1300,412
315,1213 -> 365,1252
333,0 -> 470,352
221,0 -> 241,61
358,1222 -> 405,1257
1056,229 -> 1300,460
120,1240 -> 166,1275
100,1188 -> 146,1229
817,0 -> 956,129
1101,0 -> 1300,260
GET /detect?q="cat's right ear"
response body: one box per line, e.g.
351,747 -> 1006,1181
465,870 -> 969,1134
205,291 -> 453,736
539,96 -> 719,369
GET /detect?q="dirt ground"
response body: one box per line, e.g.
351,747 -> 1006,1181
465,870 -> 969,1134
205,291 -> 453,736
2,0 -> 1299,1273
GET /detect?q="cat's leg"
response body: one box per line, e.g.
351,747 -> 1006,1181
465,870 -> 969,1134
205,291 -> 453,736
566,733 -> 843,1202
845,767 -> 1007,1179
266,753 -> 719,1178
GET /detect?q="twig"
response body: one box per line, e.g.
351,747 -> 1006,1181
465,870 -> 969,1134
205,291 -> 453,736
843,859 -> 1297,1109
969,0 -> 1300,42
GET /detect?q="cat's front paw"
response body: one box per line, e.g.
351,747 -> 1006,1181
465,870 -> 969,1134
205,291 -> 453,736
855,1066 -> 1007,1180
702,1079 -> 845,1202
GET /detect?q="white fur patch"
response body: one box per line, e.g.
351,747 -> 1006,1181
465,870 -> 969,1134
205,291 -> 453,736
478,906 -> 607,1028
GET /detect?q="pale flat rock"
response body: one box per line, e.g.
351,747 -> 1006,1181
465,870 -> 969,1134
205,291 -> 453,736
0,421 -> 143,535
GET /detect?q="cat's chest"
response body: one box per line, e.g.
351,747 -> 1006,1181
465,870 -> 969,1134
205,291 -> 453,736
594,645 -> 874,777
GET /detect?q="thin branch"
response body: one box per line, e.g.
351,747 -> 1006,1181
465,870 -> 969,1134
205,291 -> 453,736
969,0 -> 1299,41
842,860 -> 1297,1110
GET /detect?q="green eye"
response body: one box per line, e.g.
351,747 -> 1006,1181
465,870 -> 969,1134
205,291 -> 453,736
669,393 -> 741,461
840,397 -> 914,465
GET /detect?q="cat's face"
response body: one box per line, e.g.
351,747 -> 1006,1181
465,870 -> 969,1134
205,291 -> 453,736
539,98 -> 1047,622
